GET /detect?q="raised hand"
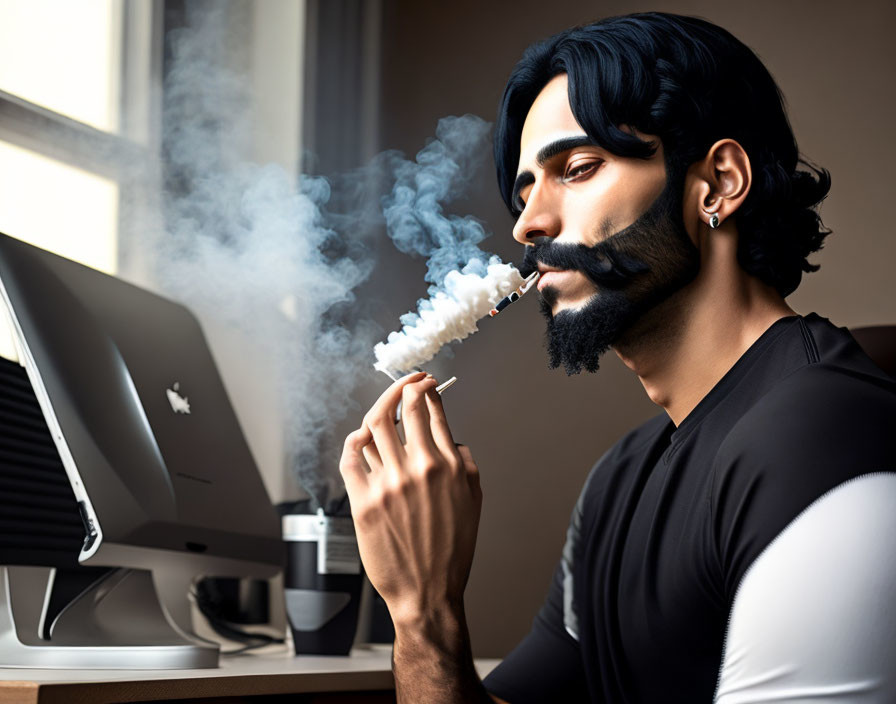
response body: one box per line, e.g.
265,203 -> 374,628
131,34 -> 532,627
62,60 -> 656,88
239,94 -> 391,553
340,372 -> 482,627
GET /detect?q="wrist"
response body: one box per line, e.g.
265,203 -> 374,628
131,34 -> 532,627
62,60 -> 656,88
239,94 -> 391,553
390,601 -> 488,704
391,600 -> 470,665
391,598 -> 465,635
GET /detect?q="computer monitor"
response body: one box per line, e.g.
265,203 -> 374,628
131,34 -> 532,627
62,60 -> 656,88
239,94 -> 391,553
0,232 -> 282,668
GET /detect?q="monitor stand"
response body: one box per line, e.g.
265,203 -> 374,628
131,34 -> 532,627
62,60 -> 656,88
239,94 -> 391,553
0,565 -> 218,669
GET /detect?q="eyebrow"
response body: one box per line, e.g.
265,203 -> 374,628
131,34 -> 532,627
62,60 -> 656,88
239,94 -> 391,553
534,135 -> 597,168
512,135 -> 598,210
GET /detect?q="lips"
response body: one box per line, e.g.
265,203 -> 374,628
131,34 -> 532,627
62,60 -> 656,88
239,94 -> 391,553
536,265 -> 568,291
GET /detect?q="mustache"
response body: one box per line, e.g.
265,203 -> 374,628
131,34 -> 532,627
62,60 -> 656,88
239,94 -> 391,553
518,232 -> 650,289
515,174 -> 686,289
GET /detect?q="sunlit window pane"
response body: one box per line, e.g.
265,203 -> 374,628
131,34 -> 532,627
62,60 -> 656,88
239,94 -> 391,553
0,141 -> 118,360
0,0 -> 122,133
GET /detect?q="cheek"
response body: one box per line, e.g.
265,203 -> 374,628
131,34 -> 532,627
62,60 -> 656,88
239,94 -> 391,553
620,164 -> 666,214
578,167 -> 667,242
558,179 -> 620,244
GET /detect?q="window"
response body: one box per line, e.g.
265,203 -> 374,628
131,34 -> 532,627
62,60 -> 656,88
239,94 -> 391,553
0,0 -> 160,360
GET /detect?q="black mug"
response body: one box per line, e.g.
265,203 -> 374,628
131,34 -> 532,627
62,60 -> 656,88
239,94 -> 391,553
282,511 -> 363,655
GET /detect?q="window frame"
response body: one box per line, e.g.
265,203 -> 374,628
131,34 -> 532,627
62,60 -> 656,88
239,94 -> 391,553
0,0 -> 165,275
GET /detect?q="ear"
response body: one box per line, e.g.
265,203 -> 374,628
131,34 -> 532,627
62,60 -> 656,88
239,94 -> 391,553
693,139 -> 752,229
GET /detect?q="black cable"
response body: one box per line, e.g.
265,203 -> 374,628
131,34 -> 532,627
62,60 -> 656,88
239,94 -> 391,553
190,588 -> 285,654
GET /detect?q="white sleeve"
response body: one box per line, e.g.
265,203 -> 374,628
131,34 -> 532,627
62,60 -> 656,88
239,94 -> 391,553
715,472 -> 896,704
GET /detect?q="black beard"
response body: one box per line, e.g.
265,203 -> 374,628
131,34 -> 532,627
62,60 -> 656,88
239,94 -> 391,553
521,176 -> 700,375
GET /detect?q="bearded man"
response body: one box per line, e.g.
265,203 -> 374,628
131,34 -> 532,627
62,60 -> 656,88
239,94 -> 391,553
340,12 -> 896,703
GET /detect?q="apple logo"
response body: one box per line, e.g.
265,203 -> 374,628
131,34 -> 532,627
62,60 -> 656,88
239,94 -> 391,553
166,382 -> 191,414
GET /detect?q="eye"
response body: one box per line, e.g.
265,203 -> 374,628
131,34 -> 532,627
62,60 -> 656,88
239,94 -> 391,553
562,159 -> 602,182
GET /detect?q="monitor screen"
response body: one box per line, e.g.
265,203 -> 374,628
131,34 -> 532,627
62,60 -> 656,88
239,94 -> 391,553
0,232 -> 282,667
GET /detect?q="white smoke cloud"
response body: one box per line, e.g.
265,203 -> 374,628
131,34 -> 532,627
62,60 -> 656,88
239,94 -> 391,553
373,259 -> 524,378
372,115 -> 525,378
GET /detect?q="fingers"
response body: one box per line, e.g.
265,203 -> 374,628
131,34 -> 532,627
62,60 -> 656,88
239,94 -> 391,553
364,372 -> 427,468
401,377 -> 440,456
425,386 -> 459,460
362,434 -> 384,473
349,372 -> 467,487
340,426 -> 372,493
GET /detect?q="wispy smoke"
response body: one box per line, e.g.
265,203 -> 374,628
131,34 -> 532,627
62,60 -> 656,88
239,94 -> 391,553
380,115 -> 494,288
154,2 -> 376,511
149,3 -> 509,510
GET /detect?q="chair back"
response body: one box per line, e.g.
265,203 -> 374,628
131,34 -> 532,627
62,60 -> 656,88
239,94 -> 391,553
850,325 -> 896,378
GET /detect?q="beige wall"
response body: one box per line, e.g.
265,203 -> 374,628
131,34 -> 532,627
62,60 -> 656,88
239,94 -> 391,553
374,0 -> 896,657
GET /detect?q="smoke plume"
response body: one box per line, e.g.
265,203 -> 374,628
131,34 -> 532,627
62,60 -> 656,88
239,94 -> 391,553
150,2 -> 513,510
380,115 -> 493,286
153,3 -> 376,511
372,115 -> 523,377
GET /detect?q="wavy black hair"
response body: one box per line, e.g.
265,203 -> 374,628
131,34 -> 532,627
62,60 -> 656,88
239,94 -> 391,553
495,12 -> 831,297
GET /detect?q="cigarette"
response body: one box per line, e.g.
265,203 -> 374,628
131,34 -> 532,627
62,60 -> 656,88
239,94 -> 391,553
435,376 -> 457,394
489,271 -> 540,317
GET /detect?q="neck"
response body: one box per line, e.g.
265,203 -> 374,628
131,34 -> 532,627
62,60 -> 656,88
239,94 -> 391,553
613,230 -> 796,426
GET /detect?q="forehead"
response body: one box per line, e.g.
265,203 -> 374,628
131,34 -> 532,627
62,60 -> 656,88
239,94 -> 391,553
519,74 -> 586,170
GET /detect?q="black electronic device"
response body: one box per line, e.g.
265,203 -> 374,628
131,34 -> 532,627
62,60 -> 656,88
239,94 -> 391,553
0,232 -> 282,668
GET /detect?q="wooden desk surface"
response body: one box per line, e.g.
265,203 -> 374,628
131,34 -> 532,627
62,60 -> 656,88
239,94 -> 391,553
0,645 -> 501,704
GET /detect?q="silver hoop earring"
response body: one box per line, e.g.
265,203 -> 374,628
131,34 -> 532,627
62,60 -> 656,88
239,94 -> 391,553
708,212 -> 720,229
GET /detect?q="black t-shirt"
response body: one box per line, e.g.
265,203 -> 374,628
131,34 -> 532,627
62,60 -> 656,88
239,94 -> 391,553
483,314 -> 896,703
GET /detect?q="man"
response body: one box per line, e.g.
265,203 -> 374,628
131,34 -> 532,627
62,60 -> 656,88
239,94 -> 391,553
341,12 -> 896,703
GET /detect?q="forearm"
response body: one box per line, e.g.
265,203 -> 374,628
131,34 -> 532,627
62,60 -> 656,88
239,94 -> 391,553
392,603 -> 496,704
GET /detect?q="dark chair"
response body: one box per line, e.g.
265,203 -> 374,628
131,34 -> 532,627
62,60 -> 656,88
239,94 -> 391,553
850,326 -> 896,378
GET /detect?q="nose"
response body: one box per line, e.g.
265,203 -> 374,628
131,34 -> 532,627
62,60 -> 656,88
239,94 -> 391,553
512,182 -> 561,245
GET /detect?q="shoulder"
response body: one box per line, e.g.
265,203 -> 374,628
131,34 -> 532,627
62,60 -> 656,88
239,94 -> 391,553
716,472 -> 896,702
716,362 -> 896,478
711,364 -> 896,593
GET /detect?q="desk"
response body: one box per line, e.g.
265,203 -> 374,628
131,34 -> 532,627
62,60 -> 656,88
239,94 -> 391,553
0,645 -> 501,704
